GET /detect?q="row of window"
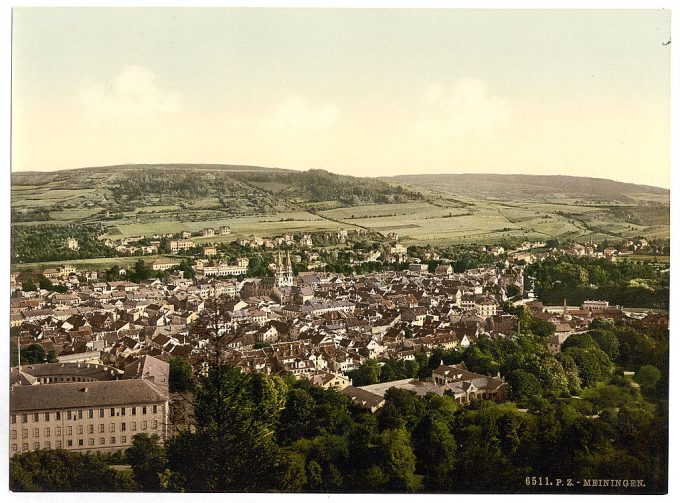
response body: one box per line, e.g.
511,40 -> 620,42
11,420 -> 159,439
39,376 -> 94,384
10,405 -> 160,424
11,436 -> 132,452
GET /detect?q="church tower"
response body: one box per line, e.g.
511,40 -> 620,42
562,298 -> 572,321
275,250 -> 294,287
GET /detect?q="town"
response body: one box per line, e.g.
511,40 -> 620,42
10,228 -> 667,464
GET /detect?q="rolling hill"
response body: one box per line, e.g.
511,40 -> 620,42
11,166 -> 670,258
383,173 -> 668,204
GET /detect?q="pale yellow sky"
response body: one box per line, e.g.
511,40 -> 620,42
11,8 -> 671,187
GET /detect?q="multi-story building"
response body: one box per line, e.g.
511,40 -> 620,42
203,246 -> 218,257
581,300 -> 610,312
152,258 -> 181,271
10,381 -> 168,456
202,263 -> 248,277
9,356 -> 169,457
170,239 -> 195,253
474,295 -> 498,318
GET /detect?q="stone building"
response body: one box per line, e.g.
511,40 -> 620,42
9,356 -> 169,457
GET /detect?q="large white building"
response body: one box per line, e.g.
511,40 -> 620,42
202,263 -> 248,277
9,356 -> 169,457
170,239 -> 195,253
152,258 -> 181,271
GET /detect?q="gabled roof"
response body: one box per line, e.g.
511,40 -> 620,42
11,379 -> 166,412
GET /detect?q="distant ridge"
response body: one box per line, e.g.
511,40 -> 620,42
41,163 -> 288,173
383,173 -> 668,202
13,165 -> 667,194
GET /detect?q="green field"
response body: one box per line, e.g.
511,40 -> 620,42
314,197 -> 669,246
620,254 -> 670,264
11,255 -> 164,273
102,211 -> 348,240
11,166 -> 670,259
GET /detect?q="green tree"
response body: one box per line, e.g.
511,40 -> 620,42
130,259 -> 153,282
590,330 -> 620,361
278,388 -> 316,443
16,343 -> 50,365
507,369 -> 543,405
348,359 -> 380,386
376,428 -> 422,492
634,365 -> 661,394
167,364 -> 286,492
412,414 -> 456,490
38,275 -> 53,290
529,318 -> 556,338
125,434 -> 167,491
10,450 -> 137,491
22,280 -> 37,292
564,347 -> 612,388
169,357 -> 192,393
276,448 -> 308,491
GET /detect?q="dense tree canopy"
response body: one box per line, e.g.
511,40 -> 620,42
10,450 -> 137,491
527,256 -> 668,309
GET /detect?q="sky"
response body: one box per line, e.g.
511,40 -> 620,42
11,8 -> 672,187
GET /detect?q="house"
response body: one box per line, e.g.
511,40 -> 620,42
307,372 -> 351,390
152,258 -> 181,271
340,386 -> 386,413
435,264 -> 453,276
201,228 -> 215,238
43,268 -> 61,279
299,234 -> 313,248
343,364 -> 508,412
546,333 -> 572,354
203,246 -> 218,257
473,295 -> 497,318
65,238 -> 79,251
219,226 -> 231,235
408,263 -> 428,274
430,364 -> 508,404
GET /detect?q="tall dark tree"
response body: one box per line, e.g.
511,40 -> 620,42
169,357 -> 193,393
167,365 -> 287,491
412,414 -> 456,491
376,428 -> 422,492
125,434 -> 167,491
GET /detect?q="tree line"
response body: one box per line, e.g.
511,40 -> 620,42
527,256 -> 669,309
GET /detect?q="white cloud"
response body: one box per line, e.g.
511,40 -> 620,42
264,95 -> 339,134
415,79 -> 511,142
79,65 -> 180,125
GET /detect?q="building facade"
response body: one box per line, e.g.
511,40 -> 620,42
9,356 -> 169,457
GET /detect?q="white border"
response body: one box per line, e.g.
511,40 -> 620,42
1,2 -> 677,502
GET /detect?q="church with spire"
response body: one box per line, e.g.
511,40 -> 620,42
275,250 -> 294,288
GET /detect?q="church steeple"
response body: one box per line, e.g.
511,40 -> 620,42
562,298 -> 572,321
275,250 -> 294,287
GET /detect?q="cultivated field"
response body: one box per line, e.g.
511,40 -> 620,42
11,166 -> 670,260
